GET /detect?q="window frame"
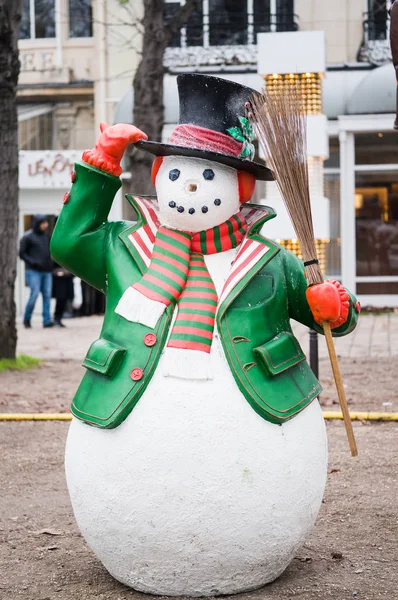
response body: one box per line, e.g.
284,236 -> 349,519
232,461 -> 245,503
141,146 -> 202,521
20,0 -> 56,41
366,0 -> 392,42
165,0 -> 295,48
68,0 -> 93,39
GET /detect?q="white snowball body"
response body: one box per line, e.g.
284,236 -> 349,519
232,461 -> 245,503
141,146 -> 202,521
65,158 -> 328,596
66,344 -> 327,596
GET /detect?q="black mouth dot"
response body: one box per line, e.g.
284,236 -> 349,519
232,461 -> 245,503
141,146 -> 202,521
189,208 -> 195,215
214,198 -> 221,206
177,206 -> 185,213
169,201 -> 176,208
201,206 -> 208,213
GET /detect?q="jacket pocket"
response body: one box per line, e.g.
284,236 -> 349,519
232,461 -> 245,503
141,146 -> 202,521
83,338 -> 126,378
253,332 -> 305,376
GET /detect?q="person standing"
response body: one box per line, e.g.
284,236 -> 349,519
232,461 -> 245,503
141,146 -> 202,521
19,214 -> 54,328
52,262 -> 74,327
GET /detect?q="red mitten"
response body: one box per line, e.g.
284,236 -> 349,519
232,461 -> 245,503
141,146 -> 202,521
82,123 -> 147,177
306,280 -> 350,330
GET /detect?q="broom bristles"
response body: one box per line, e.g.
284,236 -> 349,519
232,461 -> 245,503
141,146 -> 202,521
251,86 -> 323,286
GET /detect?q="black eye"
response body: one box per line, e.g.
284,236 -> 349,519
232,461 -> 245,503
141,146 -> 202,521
203,169 -> 215,181
169,169 -> 180,181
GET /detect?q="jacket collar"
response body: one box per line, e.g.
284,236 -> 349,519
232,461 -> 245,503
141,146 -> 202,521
118,195 -> 160,274
119,195 -> 280,309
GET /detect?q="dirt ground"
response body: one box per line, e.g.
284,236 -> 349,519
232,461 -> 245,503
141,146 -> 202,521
0,420 -> 396,600
1,355 -> 397,414
0,353 -> 397,599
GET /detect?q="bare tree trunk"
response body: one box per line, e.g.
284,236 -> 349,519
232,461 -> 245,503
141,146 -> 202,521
0,0 -> 22,359
127,0 -> 199,215
128,0 -> 166,204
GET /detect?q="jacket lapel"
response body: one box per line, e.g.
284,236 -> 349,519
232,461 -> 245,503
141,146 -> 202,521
217,205 -> 280,319
118,195 -> 159,275
118,198 -> 280,314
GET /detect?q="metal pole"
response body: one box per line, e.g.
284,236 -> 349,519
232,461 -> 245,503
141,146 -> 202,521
309,329 -> 319,378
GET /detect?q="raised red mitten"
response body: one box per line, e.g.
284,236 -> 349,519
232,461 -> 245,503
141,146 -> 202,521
306,280 -> 350,330
82,122 -> 148,177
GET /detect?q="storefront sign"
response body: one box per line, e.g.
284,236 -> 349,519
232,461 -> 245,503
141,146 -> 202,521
18,50 -> 70,85
20,51 -> 56,72
19,151 -> 80,189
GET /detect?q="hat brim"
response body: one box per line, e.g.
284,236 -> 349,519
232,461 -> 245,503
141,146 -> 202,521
135,140 -> 274,181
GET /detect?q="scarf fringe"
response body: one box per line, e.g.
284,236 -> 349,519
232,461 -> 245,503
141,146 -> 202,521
115,287 -> 166,329
162,348 -> 213,381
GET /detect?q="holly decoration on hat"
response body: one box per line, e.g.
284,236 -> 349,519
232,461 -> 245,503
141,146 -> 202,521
227,116 -> 255,161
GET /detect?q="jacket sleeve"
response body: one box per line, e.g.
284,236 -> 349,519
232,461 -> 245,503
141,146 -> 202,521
282,248 -> 359,337
19,234 -> 35,268
50,161 -> 122,293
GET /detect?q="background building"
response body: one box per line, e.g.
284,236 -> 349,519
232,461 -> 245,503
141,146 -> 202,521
18,1 -> 398,310
159,0 -> 397,307
16,0 -> 143,315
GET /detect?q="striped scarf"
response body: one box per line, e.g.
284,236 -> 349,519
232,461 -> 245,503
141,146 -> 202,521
115,214 -> 247,379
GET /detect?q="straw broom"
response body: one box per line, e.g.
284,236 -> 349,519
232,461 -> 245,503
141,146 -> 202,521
251,86 -> 358,457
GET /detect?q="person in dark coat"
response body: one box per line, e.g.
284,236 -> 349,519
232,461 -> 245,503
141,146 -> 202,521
19,214 -> 54,328
52,262 -> 74,327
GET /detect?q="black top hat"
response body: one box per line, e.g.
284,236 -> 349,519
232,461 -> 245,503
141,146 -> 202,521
136,74 -> 273,181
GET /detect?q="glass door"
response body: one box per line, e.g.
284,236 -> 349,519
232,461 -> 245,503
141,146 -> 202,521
355,168 -> 398,295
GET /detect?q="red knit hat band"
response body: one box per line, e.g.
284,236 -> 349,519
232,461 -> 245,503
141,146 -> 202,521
169,124 -> 243,158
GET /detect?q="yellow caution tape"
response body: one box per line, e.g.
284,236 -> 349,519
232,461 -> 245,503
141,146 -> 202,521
0,412 -> 397,422
323,411 -> 398,421
0,413 -> 72,421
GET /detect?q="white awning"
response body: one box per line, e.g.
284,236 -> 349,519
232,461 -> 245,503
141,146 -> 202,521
347,64 -> 396,115
17,104 -> 54,122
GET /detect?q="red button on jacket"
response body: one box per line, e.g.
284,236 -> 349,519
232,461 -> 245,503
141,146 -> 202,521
71,170 -> 76,183
144,333 -> 157,347
130,368 -> 143,381
63,191 -> 70,205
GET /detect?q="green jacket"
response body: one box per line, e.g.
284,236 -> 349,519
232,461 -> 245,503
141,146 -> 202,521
51,161 -> 359,429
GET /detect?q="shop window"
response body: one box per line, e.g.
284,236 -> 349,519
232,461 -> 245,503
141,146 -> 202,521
355,132 -> 398,165
324,137 -> 340,169
355,172 -> 398,278
69,0 -> 93,38
356,281 -> 398,294
19,0 -> 55,39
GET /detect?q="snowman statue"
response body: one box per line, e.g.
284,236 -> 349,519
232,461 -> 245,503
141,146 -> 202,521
51,74 -> 359,596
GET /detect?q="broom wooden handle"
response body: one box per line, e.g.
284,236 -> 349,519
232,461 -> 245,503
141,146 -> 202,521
323,321 -> 358,457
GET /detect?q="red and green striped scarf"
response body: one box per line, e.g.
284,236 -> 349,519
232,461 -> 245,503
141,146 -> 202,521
115,214 -> 247,370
